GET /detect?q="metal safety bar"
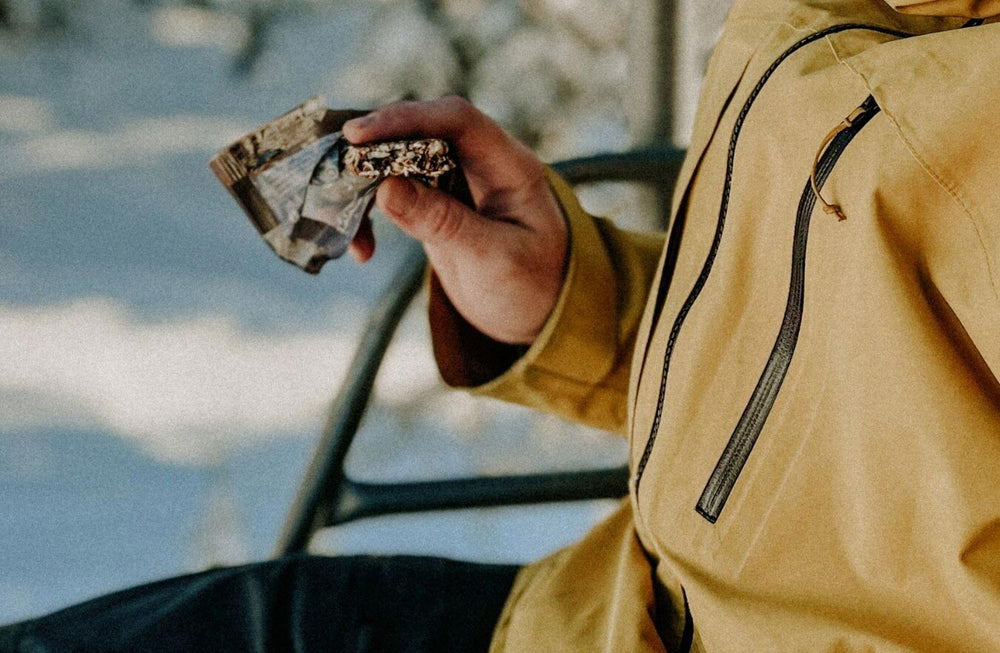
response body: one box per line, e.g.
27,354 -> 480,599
275,146 -> 686,557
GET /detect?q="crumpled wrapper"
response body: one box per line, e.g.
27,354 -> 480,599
209,97 -> 468,274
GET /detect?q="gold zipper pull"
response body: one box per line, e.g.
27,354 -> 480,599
810,105 -> 867,221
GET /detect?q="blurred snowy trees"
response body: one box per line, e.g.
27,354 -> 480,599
0,0 -> 636,159
0,0 -> 70,33
331,0 -> 633,159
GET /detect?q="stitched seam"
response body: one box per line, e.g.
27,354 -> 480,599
838,58 -> 1000,302
526,366 -> 629,397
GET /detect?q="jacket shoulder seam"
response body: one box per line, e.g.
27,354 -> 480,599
837,56 -> 1000,302
519,362 -> 630,398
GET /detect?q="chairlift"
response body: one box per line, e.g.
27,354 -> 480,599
276,146 -> 686,558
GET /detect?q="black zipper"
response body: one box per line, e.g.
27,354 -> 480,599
696,95 -> 881,523
634,24 -> 911,495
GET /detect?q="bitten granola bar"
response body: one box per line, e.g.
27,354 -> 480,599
343,139 -> 456,186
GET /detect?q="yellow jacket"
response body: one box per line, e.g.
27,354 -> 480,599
429,1 -> 1000,650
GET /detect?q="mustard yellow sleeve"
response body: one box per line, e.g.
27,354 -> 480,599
428,167 -> 665,436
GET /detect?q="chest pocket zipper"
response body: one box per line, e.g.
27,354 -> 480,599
695,95 -> 881,523
633,24 -> 911,499
810,101 -> 878,222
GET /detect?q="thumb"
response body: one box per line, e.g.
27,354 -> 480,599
376,176 -> 478,247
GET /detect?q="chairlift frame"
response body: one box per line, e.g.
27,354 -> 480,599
275,147 -> 686,557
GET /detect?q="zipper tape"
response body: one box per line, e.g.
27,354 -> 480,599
696,95 -> 881,523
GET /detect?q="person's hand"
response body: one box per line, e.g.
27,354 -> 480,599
342,96 -> 568,345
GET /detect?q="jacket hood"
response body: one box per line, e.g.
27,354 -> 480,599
884,0 -> 1000,17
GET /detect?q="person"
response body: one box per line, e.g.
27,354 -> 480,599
342,0 -> 1000,650
4,0 -> 999,651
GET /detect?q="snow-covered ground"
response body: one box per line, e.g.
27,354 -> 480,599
0,1 -> 630,624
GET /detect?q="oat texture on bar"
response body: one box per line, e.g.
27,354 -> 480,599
344,140 -> 456,187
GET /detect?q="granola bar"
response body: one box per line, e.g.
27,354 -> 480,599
344,139 -> 456,186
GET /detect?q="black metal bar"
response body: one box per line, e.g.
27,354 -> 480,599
330,466 -> 630,526
552,147 -> 685,187
274,239 -> 428,556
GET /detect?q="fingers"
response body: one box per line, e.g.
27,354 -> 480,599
375,175 -> 563,343
348,214 -> 375,263
343,96 -> 486,146
342,96 -> 538,187
376,176 -> 497,249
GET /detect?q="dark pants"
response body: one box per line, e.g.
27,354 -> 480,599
0,555 -> 520,653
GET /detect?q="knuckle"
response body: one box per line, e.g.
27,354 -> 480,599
440,94 -> 470,112
440,95 -> 478,124
383,98 -> 411,113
